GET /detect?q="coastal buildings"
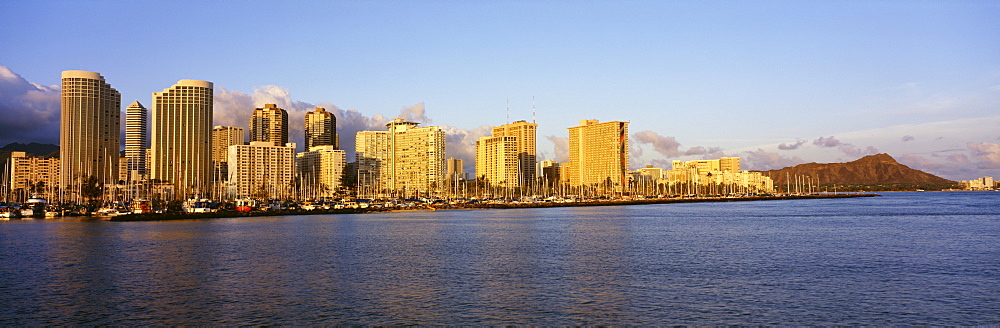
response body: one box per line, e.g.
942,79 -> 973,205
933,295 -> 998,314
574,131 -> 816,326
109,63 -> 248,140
475,120 -> 537,188
228,142 -> 296,200
567,119 -> 629,189
962,176 -> 996,190
296,145 -> 347,199
250,104 -> 289,147
6,151 -> 59,202
212,126 -> 245,182
124,101 -> 148,181
150,79 -> 214,199
305,107 -> 337,149
356,118 -> 445,195
59,70 -> 121,202
666,157 -> 773,193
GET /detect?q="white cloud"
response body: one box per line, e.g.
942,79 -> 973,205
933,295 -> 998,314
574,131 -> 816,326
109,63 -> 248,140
0,66 -> 60,146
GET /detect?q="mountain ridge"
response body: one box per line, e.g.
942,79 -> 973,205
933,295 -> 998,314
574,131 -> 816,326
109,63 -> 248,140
756,153 -> 958,191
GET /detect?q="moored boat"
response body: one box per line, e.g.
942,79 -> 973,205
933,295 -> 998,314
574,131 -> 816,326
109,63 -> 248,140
25,196 -> 47,218
184,198 -> 215,213
0,204 -> 20,219
131,199 -> 153,214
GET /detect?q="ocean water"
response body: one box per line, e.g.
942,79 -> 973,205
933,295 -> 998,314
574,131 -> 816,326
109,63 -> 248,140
1,192 -> 997,325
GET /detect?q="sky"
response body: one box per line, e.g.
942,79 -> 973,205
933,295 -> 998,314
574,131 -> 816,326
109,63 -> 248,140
1,0 -> 999,180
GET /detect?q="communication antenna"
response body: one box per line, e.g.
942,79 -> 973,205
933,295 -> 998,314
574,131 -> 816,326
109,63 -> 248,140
506,98 -> 510,124
532,96 -> 536,123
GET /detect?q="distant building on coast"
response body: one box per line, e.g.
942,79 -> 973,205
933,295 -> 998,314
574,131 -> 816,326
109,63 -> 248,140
962,176 -> 995,190
664,157 -> 773,193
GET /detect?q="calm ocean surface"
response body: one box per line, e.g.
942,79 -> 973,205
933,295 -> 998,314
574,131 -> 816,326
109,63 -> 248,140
1,192 -> 997,325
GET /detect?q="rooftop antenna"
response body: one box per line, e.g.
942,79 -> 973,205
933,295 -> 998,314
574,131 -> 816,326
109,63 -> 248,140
506,98 -> 510,124
532,96 -> 536,124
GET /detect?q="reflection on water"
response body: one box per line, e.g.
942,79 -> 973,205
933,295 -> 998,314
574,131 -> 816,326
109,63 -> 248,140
1,192 -> 998,325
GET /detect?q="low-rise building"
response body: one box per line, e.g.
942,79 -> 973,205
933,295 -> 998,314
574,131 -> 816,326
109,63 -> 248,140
296,145 -> 347,200
6,151 -> 60,202
227,142 -> 295,200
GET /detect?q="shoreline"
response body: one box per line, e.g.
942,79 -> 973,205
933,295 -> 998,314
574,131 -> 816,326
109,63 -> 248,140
109,193 -> 879,222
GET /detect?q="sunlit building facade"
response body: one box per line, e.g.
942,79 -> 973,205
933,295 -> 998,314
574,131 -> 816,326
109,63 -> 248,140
250,104 -> 288,147
6,152 -> 60,202
567,119 -> 629,189
356,118 -> 445,194
296,145 -> 347,199
666,157 -> 773,193
60,70 -> 120,201
305,107 -> 337,150
124,100 -> 148,181
150,79 -> 214,199
228,142 -> 295,200
212,126 -> 244,182
476,120 -> 538,188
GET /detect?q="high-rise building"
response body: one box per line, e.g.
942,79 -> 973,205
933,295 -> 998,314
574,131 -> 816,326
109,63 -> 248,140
250,104 -> 288,147
60,70 -> 120,202
228,142 -> 295,200
305,107 -> 337,149
567,119 -> 629,189
356,118 -> 445,194
445,157 -> 465,195
538,159 -> 561,186
150,79 -> 214,199
475,120 -> 538,188
7,151 -> 60,202
296,145 -> 347,199
720,157 -> 740,173
212,126 -> 244,181
124,100 -> 148,181
476,135 -> 518,186
446,158 -> 465,182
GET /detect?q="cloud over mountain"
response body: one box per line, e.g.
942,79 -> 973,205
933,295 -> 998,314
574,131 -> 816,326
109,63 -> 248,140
778,139 -> 806,150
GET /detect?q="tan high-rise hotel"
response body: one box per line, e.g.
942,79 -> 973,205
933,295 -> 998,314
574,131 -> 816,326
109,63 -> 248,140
150,80 -> 214,199
567,119 -> 629,189
475,120 -> 537,187
60,70 -> 121,201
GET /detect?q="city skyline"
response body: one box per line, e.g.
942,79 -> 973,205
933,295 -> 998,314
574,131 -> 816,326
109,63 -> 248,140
1,1 -> 998,180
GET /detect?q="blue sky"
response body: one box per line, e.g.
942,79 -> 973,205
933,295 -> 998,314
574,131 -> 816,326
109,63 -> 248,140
2,1 -> 999,180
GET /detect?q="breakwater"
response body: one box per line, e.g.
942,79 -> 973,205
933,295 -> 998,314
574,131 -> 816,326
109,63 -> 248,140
110,193 -> 877,222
